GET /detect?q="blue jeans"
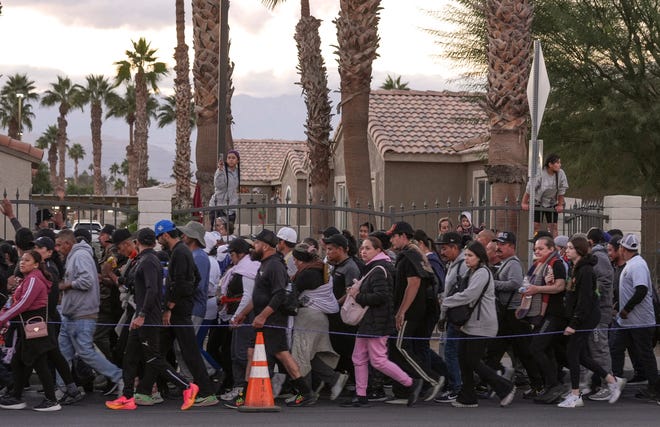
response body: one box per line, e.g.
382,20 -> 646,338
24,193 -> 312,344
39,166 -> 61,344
444,324 -> 462,392
58,316 -> 122,384
196,319 -> 222,371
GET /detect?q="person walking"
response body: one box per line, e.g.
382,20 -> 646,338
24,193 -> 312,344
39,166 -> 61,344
441,241 -> 516,408
556,235 -> 625,408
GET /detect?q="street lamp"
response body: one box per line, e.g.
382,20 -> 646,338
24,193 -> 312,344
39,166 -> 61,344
16,92 -> 24,140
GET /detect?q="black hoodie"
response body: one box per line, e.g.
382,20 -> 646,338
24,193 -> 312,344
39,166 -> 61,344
564,254 -> 600,330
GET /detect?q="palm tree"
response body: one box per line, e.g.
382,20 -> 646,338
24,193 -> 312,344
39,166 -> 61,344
109,162 -> 121,179
0,73 -> 39,139
380,74 -> 410,90
170,0 -> 194,211
156,94 -> 196,128
68,143 -> 86,185
483,0 -> 533,228
335,0 -> 380,217
41,76 -> 82,191
34,125 -> 59,189
262,0 -> 333,228
76,74 -> 120,195
106,85 -> 159,195
191,0 -> 235,208
115,37 -> 168,191
114,178 -> 126,195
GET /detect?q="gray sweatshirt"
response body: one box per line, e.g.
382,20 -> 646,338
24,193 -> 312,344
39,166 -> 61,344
592,244 -> 613,323
443,251 -> 469,299
442,267 -> 498,337
493,256 -> 524,309
61,241 -> 100,319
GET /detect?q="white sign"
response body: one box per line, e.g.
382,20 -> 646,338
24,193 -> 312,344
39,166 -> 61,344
526,44 -> 550,134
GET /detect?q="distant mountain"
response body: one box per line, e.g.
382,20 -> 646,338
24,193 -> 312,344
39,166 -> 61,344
20,92 -> 340,183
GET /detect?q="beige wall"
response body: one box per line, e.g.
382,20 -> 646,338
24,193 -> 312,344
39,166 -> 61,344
0,151 -> 36,239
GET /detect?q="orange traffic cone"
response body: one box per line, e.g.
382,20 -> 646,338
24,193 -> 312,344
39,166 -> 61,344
238,331 -> 281,412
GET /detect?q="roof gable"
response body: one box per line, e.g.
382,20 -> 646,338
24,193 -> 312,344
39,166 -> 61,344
368,90 -> 489,157
233,139 -> 306,183
0,134 -> 44,165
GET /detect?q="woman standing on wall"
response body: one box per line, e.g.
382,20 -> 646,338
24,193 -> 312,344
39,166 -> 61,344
210,150 -> 240,228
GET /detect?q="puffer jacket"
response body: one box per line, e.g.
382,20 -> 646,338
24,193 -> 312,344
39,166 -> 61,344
355,259 -> 395,336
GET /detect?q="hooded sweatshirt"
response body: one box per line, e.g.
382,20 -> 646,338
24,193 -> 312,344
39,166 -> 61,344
61,240 -> 100,319
591,243 -> 613,323
0,268 -> 51,324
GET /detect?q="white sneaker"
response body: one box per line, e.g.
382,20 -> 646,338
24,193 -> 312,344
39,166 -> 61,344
608,377 -> 626,404
220,387 -> 243,401
587,387 -> 611,401
330,373 -> 348,401
498,367 -> 515,382
557,393 -> 584,408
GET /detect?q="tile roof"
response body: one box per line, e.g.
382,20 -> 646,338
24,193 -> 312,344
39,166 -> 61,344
0,134 -> 44,164
233,139 -> 306,182
368,90 -> 489,156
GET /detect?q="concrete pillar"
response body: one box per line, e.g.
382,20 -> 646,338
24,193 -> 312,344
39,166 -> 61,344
137,187 -> 171,230
603,195 -> 642,244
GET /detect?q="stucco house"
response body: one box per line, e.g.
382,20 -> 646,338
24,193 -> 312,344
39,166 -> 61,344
0,134 -> 44,238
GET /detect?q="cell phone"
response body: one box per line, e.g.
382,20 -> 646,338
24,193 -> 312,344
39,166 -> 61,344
218,153 -> 224,163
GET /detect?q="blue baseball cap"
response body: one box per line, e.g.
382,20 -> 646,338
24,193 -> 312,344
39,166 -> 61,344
154,219 -> 177,237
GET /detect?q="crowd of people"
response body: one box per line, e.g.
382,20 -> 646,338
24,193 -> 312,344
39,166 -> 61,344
0,200 -> 658,413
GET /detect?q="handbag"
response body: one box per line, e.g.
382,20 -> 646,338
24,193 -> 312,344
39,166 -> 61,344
279,283 -> 300,317
340,265 -> 387,326
20,312 -> 49,340
446,268 -> 490,327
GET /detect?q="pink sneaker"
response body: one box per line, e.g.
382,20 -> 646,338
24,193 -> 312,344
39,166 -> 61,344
181,383 -> 199,410
105,396 -> 137,410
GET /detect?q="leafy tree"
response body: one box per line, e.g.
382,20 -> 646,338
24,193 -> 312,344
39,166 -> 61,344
68,143 -> 86,184
76,74 -> 120,195
115,37 -> 168,192
32,162 -> 53,195
114,178 -> 126,195
380,74 -> 410,90
0,73 -> 39,139
41,76 -> 82,191
35,125 -> 59,189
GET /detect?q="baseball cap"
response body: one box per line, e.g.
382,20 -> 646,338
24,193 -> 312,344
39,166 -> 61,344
387,221 -> 414,237
252,229 -> 279,248
494,231 -> 516,245
136,228 -> 157,246
179,221 -> 207,248
619,233 -> 640,251
276,227 -> 297,244
528,230 -> 553,243
322,233 -> 349,249
435,231 -> 462,246
74,228 -> 92,244
109,228 -> 132,245
608,235 -> 622,250
15,228 -> 34,251
154,219 -> 177,237
34,236 -> 55,251
222,238 -> 253,254
554,235 -> 569,248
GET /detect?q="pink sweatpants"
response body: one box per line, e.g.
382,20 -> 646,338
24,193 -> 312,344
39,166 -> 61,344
352,336 -> 413,396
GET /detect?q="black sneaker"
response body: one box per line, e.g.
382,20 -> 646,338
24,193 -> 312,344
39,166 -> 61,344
434,391 -> 458,403
0,395 -> 27,409
286,392 -> 317,407
340,395 -> 371,408
523,387 -> 544,400
367,388 -> 388,402
407,379 -> 424,407
58,390 -> 85,406
223,391 -> 245,409
534,384 -> 564,404
33,398 -> 62,412
635,388 -> 659,402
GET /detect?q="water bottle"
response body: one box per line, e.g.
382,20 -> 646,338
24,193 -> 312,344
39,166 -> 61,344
515,276 -> 532,319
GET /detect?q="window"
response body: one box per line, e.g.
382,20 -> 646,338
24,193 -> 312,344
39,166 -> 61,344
336,182 -> 347,230
473,173 -> 491,228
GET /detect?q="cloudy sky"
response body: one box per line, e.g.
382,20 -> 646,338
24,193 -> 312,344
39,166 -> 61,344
0,0 -> 468,180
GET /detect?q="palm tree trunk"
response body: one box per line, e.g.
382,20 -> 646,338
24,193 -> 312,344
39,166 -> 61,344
134,70 -> 149,190
56,106 -> 69,191
48,144 -> 58,190
126,120 -> 137,195
192,0 -> 220,209
295,1 -> 332,229
174,0 -> 192,210
336,0 -> 380,227
73,160 -> 79,185
483,0 -> 533,231
91,101 -> 103,195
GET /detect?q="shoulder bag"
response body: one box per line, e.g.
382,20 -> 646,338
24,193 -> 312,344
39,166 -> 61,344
20,311 -> 48,340
446,268 -> 491,327
341,265 -> 387,326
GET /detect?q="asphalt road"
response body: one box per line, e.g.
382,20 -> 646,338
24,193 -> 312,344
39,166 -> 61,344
1,385 -> 658,427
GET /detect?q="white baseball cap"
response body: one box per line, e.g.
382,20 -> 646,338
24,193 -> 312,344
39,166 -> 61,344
276,227 -> 297,244
619,233 -> 640,251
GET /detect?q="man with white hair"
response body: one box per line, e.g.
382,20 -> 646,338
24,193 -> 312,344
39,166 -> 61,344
276,226 -> 298,278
